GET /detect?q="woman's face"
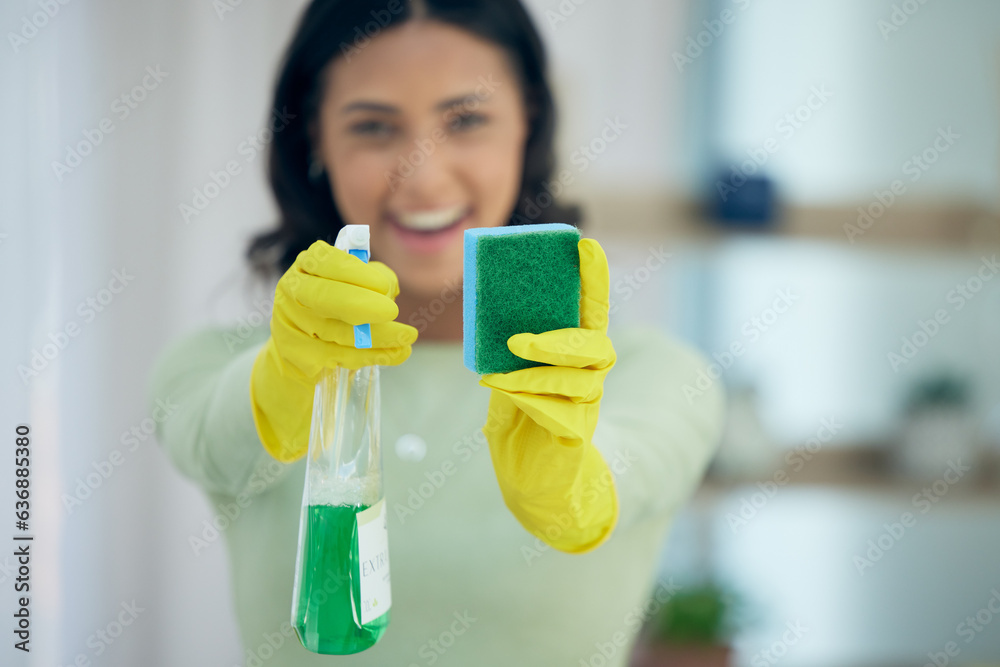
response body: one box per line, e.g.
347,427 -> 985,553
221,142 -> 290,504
316,20 -> 529,298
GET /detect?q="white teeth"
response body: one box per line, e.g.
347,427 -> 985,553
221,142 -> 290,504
396,205 -> 467,231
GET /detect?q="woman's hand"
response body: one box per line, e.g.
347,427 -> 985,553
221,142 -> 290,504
251,240 -> 418,462
479,238 -> 619,553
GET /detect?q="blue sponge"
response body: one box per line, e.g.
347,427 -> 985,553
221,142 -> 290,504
463,224 -> 581,374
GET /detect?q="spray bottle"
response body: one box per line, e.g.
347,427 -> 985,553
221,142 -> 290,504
291,225 -> 391,654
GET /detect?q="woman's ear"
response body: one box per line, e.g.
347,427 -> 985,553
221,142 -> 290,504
522,84 -> 541,137
518,92 -> 537,144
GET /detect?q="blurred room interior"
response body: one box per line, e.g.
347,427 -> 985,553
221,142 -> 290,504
592,2 -> 1000,666
2,0 -> 998,665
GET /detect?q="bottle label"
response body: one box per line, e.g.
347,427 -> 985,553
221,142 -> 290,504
356,499 -> 391,625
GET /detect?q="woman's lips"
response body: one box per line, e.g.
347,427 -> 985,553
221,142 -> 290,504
386,209 -> 472,254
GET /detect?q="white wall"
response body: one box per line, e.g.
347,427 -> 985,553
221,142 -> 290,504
524,0 -> 690,196
3,1 -> 309,665
687,238 -> 1000,446
712,0 -> 1000,208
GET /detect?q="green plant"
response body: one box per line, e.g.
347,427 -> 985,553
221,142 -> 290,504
905,375 -> 970,414
651,584 -> 733,646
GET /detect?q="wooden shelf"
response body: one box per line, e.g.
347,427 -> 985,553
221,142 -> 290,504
698,446 -> 1000,500
575,191 -> 1000,251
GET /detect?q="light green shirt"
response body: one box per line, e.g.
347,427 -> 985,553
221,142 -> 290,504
150,323 -> 723,666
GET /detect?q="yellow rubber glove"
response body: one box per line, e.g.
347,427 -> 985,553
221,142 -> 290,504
479,238 -> 619,553
250,240 -> 417,462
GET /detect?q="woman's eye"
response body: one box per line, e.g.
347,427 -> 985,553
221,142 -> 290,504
448,112 -> 487,132
349,120 -> 395,138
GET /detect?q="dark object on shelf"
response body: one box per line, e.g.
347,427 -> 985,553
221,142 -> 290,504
709,172 -> 776,228
904,375 -> 970,414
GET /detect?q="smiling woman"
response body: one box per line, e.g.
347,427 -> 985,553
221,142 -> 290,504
149,1 -> 724,665
247,0 -> 579,283
317,20 -> 528,303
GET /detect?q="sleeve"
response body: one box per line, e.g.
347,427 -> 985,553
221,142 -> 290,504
592,326 -> 725,531
147,326 -> 294,498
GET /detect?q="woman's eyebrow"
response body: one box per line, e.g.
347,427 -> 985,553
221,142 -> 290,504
436,93 -> 491,111
340,92 -> 492,115
341,101 -> 399,115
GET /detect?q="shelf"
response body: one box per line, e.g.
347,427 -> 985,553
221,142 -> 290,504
698,446 -> 1000,501
576,191 -> 1000,251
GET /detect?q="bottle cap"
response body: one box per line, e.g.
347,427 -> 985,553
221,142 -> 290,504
334,224 -> 370,253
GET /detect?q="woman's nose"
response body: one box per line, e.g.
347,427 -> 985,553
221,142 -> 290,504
390,133 -> 457,201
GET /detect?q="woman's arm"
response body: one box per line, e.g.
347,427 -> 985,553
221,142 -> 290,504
594,327 -> 726,530
148,326 -> 290,498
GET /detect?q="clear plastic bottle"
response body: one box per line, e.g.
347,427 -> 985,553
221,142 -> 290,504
291,225 -> 391,654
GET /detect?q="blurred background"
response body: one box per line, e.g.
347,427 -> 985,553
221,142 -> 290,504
1,0 -> 998,665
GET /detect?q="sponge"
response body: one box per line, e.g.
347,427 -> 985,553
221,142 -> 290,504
463,224 -> 581,374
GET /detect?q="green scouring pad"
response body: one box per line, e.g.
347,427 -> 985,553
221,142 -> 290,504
463,223 -> 581,374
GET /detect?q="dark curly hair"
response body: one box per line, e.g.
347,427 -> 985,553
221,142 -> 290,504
247,0 -> 581,277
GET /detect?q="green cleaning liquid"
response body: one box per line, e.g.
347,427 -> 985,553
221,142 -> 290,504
293,503 -> 391,654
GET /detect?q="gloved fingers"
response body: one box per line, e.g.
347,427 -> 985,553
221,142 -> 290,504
292,241 -> 396,295
314,341 -> 413,370
280,304 -> 418,348
480,382 -> 594,441
578,238 -> 611,333
250,340 -> 314,461
480,366 -> 604,403
272,312 -> 413,376
507,329 -> 615,370
278,271 -> 399,325
367,261 -> 401,300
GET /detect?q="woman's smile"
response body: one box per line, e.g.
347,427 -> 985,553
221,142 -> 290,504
385,205 -> 474,254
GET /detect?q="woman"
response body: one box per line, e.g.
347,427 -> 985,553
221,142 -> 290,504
150,0 -> 724,664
